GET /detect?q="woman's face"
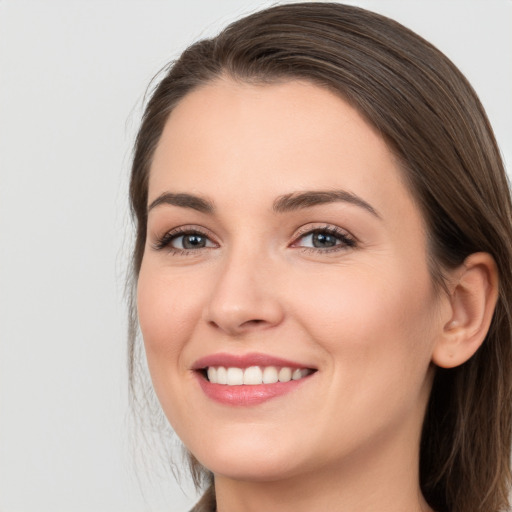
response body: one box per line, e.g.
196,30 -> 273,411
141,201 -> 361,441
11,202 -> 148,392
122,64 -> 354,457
137,79 -> 450,482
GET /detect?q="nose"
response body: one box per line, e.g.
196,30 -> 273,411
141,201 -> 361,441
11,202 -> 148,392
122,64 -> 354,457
203,248 -> 285,336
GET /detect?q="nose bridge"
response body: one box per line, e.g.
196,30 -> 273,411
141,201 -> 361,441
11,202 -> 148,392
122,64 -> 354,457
204,239 -> 283,334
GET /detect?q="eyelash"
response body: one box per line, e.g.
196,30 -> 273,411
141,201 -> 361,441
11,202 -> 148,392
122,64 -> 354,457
292,225 -> 357,253
152,224 -> 357,255
152,226 -> 217,255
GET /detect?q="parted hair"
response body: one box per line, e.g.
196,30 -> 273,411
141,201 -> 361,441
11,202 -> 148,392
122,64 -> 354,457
128,3 -> 512,511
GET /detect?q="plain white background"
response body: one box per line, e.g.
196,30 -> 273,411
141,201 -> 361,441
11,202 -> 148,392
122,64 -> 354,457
0,1 -> 510,511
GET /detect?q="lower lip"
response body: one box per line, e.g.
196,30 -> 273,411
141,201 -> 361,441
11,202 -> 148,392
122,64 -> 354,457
196,373 -> 311,406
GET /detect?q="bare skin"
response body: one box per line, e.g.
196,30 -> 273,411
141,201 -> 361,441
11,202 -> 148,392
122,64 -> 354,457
137,78 -> 496,512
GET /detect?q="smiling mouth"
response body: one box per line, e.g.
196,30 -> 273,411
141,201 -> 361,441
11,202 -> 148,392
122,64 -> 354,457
201,366 -> 316,385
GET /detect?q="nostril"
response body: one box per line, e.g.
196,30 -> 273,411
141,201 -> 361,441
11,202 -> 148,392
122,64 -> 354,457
242,319 -> 266,327
207,318 -> 268,334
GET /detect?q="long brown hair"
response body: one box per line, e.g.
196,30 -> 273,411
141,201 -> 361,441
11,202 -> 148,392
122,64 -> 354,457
128,3 -> 512,511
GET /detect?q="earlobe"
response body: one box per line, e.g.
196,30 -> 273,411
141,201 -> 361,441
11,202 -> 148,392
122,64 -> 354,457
432,252 -> 499,369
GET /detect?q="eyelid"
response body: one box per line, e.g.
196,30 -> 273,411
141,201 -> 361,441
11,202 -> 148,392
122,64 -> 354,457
151,225 -> 219,252
150,223 -> 356,254
290,223 -> 357,251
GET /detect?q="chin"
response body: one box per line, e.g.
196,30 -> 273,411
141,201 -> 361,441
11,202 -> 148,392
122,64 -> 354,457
190,435 -> 302,482
201,458 -> 296,483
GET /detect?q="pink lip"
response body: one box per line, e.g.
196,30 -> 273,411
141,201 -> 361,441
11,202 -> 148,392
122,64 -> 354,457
195,373 -> 313,406
192,352 -> 314,370
192,352 -> 316,407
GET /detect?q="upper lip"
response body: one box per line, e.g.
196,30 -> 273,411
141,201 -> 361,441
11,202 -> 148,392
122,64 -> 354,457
192,352 -> 316,370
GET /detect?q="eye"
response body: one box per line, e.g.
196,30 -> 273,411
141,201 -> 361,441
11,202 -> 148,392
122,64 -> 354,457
171,232 -> 215,250
293,226 -> 356,252
153,227 -> 217,253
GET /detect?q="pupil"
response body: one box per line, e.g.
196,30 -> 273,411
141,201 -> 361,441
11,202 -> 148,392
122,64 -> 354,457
313,232 -> 336,248
183,235 -> 205,249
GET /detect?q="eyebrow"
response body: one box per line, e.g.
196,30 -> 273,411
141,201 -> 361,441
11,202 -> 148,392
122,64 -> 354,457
147,192 -> 215,214
147,189 -> 380,218
272,190 -> 380,218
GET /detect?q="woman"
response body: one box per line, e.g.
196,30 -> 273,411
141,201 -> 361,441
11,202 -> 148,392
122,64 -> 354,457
128,3 -> 512,511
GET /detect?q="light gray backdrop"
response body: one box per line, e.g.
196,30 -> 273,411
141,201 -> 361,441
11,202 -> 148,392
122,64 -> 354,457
0,1 -> 510,511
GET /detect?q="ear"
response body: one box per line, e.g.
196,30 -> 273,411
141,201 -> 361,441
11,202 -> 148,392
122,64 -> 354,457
432,252 -> 499,369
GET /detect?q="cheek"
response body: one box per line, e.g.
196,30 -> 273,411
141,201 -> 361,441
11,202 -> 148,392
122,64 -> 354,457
137,264 -> 203,367
136,264 -> 207,431
290,264 -> 438,447
294,261 -> 438,377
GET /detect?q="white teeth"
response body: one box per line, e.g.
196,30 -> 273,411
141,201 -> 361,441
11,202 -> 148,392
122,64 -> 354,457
217,366 -> 227,385
292,368 -> 303,380
278,367 -> 292,383
205,366 -> 313,385
207,367 -> 217,383
262,366 -> 279,384
226,367 -> 244,386
243,366 -> 263,385
292,368 -> 309,380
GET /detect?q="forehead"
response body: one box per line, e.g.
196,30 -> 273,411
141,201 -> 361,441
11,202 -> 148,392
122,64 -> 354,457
148,78 -> 417,223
